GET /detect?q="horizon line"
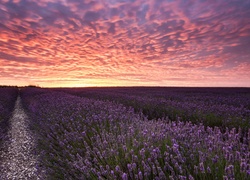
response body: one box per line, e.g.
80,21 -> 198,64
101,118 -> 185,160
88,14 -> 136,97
1,85 -> 250,89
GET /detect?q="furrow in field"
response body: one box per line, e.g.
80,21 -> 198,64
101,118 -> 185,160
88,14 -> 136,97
0,96 -> 45,179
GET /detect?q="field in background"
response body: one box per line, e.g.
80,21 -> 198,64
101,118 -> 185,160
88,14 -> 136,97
18,87 -> 250,179
56,87 -> 250,130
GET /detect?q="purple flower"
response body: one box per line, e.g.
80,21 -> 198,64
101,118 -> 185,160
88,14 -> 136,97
223,175 -> 229,180
115,165 -> 120,172
138,171 -> 143,180
188,175 -> 195,180
207,166 -> 211,173
199,162 -> 205,173
122,173 -> 128,180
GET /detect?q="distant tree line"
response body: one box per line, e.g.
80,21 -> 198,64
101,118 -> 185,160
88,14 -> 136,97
0,85 -> 40,88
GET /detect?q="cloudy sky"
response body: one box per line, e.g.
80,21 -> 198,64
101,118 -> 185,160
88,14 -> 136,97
0,0 -> 250,87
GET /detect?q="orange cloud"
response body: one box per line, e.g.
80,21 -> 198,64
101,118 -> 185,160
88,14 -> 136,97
0,0 -> 250,87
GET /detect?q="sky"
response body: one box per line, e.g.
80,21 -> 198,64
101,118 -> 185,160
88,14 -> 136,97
0,0 -> 250,87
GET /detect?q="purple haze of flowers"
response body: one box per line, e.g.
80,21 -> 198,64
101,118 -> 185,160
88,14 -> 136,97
20,87 -> 250,179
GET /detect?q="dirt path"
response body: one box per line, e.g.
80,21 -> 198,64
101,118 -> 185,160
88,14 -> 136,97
0,96 -> 45,179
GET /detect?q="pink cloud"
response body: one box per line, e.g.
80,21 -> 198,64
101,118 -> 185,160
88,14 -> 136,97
0,0 -> 250,87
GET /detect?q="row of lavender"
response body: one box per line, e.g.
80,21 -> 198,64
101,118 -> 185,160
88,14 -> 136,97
57,87 -> 250,130
21,87 -> 250,179
0,87 -> 18,148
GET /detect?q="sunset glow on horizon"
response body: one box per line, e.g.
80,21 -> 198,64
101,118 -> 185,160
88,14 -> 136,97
0,0 -> 250,87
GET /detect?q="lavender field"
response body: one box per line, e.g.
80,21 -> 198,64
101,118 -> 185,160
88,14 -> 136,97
0,87 -> 18,148
57,87 -> 250,129
1,87 -> 250,179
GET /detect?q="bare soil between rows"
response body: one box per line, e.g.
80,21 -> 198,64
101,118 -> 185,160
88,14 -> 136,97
0,96 -> 45,180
